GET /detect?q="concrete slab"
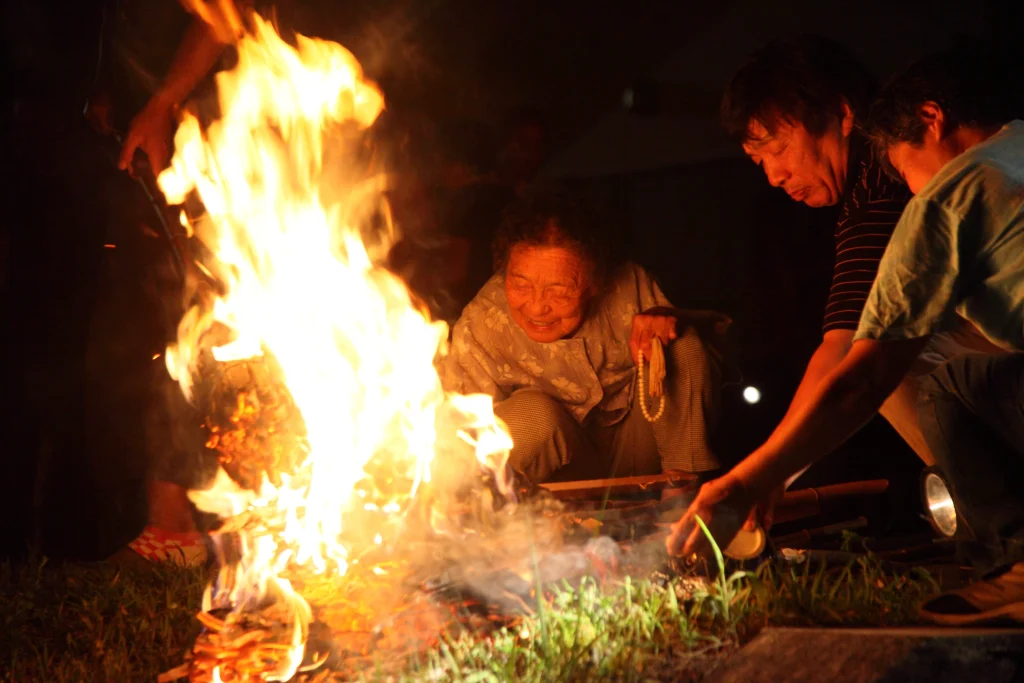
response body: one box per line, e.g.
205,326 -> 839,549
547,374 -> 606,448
706,626 -> 1024,683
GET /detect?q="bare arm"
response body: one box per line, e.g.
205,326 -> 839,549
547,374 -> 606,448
778,329 -> 853,430
733,336 -> 929,494
668,336 -> 928,556
153,17 -> 227,110
119,17 -> 228,172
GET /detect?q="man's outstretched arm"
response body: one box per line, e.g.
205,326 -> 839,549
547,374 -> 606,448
668,335 -> 928,557
119,17 -> 228,173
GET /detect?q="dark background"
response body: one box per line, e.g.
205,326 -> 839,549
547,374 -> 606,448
1,0 -> 1015,559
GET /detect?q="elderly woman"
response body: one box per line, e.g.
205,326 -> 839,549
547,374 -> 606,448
441,194 -> 731,484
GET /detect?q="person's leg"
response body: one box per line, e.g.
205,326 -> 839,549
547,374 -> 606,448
111,368 -> 211,566
917,353 -> 1024,571
493,390 -> 598,483
590,395 -> 660,479
882,324 -> 1005,467
145,372 -> 213,533
648,325 -> 722,475
878,378 -> 936,466
913,353 -> 1024,625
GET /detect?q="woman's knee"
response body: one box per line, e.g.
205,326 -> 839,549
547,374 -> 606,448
494,390 -> 578,482
669,326 -> 713,368
666,325 -> 719,395
494,390 -> 571,448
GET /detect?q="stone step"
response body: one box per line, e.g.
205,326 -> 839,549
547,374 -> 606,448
707,626 -> 1024,683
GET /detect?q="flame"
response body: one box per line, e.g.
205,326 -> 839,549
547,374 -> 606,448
159,9 -> 511,680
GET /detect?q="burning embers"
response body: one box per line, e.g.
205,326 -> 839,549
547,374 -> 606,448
156,6 -> 516,681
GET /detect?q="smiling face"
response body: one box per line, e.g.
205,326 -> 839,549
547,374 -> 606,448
741,105 -> 854,208
504,242 -> 593,343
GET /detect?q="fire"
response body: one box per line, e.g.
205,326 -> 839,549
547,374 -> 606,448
158,7 -> 512,680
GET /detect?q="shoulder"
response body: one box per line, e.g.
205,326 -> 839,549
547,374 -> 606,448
464,272 -> 507,310
839,149 -> 910,223
886,194 -> 962,252
920,151 -> 1024,221
861,156 -> 911,206
452,273 -> 509,334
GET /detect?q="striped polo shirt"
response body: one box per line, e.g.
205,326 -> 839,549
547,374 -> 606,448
823,135 -> 911,333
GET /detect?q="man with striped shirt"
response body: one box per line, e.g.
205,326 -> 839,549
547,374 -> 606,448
718,35 -> 992,521
671,43 -> 1024,625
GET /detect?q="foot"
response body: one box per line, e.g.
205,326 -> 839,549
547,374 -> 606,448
920,562 -> 1024,626
125,525 -> 208,567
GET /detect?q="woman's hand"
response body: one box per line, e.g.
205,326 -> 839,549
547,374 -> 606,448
665,473 -> 755,558
119,96 -> 175,175
630,308 -> 678,364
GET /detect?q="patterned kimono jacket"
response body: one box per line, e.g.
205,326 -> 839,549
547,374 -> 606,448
441,262 -> 731,426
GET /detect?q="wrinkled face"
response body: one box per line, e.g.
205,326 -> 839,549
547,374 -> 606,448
742,113 -> 852,208
505,242 -> 593,343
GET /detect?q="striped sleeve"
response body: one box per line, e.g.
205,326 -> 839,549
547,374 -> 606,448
822,158 -> 910,333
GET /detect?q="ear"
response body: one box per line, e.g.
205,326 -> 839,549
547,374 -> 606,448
917,101 -> 947,141
838,99 -> 855,138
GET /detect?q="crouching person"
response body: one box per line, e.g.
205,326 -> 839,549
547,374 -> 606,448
441,193 -> 732,484
668,44 -> 1024,625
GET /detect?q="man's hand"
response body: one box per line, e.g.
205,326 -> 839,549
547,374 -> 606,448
666,473 -> 755,558
119,96 -> 175,175
747,482 -> 785,531
630,308 -> 678,364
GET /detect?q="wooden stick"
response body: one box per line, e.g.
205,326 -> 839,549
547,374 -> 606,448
774,480 -> 889,525
539,472 -> 697,499
771,516 -> 869,548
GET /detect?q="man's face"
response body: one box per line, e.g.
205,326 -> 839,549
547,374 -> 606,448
505,242 -> 592,343
885,141 -> 953,195
884,106 -> 971,195
742,113 -> 852,208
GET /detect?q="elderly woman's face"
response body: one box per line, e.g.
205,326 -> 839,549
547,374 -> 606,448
505,244 -> 593,343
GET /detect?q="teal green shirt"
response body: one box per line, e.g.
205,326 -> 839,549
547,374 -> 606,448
855,121 -> 1024,350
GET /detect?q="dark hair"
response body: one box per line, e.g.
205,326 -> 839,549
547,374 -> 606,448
866,43 -> 1022,175
721,35 -> 877,142
492,192 -> 610,287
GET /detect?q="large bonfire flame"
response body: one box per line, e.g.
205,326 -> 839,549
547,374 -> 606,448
158,7 -> 513,681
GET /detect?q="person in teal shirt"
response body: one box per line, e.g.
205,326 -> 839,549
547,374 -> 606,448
668,44 -> 1024,625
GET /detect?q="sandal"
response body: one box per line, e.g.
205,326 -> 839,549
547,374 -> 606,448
126,525 -> 208,566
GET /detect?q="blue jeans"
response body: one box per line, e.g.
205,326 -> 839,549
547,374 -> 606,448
917,352 -> 1024,571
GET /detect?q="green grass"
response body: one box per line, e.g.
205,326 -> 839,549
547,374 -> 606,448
0,558 -> 205,683
0,540 -> 940,682
399,535 -> 939,683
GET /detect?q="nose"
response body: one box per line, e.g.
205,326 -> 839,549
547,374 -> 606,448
525,296 -> 551,318
763,159 -> 790,188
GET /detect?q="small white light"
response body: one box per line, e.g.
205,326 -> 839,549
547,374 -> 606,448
374,534 -> 383,545
742,386 -> 762,404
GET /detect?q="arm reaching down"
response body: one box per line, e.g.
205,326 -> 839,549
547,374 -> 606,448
119,17 -> 228,173
668,335 -> 929,557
